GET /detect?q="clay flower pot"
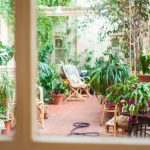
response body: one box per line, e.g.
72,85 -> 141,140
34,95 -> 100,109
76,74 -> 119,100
52,93 -> 64,105
138,74 -> 150,82
1,120 -> 11,135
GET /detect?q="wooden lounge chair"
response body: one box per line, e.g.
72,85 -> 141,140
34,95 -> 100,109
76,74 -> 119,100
62,64 -> 91,102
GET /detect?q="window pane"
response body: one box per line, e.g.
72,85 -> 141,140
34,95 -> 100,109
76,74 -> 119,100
0,0 -> 15,138
35,0 -> 150,141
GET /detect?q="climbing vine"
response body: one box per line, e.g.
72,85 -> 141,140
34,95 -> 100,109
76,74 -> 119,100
0,0 -> 15,38
37,0 -> 72,63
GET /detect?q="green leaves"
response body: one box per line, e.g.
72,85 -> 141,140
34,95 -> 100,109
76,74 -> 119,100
52,81 -> 68,95
38,62 -> 60,99
0,41 -> 14,65
37,0 -> 71,7
0,72 -> 15,120
140,52 -> 150,74
0,0 -> 15,32
90,53 -> 129,96
107,76 -> 150,113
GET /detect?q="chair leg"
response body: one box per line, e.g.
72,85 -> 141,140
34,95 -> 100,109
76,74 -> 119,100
113,112 -> 117,136
105,125 -> 109,135
64,88 -> 85,102
40,104 -> 45,128
85,86 -> 92,97
102,110 -> 105,125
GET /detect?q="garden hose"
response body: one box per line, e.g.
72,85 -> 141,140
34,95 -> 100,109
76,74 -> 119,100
68,122 -> 100,136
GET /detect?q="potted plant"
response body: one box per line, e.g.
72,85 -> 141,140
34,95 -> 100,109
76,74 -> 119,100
90,52 -> 129,99
0,110 -> 11,134
51,80 -> 69,105
0,72 -> 15,134
138,52 -> 150,82
106,76 -> 150,115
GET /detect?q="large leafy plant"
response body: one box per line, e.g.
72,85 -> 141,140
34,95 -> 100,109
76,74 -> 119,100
107,76 -> 150,113
90,52 -> 129,96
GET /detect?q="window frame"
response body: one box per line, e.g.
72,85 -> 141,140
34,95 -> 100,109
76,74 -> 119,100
0,0 -> 150,150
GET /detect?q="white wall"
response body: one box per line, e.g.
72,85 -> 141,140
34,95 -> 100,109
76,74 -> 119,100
76,16 -> 110,65
0,16 -> 9,45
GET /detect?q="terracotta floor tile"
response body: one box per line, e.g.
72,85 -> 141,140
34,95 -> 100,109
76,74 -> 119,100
38,96 -> 105,136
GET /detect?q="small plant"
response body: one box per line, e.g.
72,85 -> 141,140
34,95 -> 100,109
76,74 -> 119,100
52,80 -> 69,96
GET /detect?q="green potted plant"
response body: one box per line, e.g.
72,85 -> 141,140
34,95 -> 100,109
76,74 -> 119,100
0,72 -> 15,134
38,62 -> 56,102
138,52 -> 150,82
90,52 -> 129,99
0,107 -> 6,132
51,80 -> 69,105
106,76 -> 150,115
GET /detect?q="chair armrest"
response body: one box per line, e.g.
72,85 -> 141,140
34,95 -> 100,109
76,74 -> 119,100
36,85 -> 44,102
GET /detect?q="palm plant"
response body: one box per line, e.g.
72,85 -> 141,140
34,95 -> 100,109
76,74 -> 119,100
90,53 -> 129,96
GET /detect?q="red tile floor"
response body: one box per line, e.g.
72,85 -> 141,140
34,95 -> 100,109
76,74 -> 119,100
38,96 -> 105,136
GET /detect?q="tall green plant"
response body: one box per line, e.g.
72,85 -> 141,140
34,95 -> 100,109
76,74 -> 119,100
0,72 -> 15,120
0,41 -> 14,65
38,62 -> 60,99
90,52 -> 129,96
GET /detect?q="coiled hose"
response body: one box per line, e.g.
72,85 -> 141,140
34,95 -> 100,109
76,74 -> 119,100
68,122 -> 100,136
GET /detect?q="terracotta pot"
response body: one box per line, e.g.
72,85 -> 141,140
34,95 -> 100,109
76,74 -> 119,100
52,94 -> 64,105
1,120 -> 11,135
138,75 -> 150,82
44,112 -> 48,119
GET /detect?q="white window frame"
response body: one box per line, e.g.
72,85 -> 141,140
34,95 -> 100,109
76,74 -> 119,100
0,17 -> 1,41
0,0 -> 150,150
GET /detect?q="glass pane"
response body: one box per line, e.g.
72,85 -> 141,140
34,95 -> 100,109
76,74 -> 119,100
0,0 -> 16,137
36,0 -> 150,140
